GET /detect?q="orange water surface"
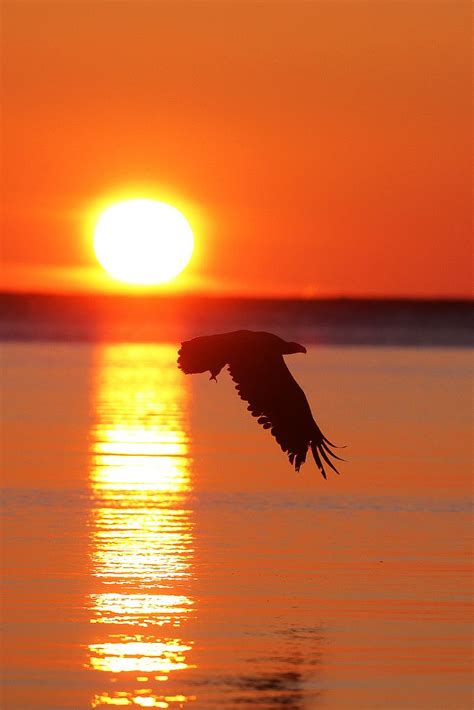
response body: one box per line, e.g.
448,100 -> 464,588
2,342 -> 472,708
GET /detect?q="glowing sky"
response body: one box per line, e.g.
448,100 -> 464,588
2,1 -> 471,297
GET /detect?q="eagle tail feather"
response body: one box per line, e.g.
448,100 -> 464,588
178,336 -> 226,378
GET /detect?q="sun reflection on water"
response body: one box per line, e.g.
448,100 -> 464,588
88,344 -> 196,708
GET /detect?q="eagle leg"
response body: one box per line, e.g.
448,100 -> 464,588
209,365 -> 223,382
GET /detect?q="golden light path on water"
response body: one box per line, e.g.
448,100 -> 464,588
88,344 -> 196,708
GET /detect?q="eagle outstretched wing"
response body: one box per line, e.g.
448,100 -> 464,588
227,353 -> 340,476
177,330 -> 343,477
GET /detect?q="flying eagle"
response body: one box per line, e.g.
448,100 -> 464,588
177,330 -> 343,477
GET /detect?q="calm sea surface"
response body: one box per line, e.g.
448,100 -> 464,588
1,333 -> 472,708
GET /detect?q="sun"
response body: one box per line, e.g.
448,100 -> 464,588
93,199 -> 194,285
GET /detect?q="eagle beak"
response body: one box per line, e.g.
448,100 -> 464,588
287,341 -> 306,354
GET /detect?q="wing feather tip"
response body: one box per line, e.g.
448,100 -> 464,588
312,440 -> 343,479
318,444 -> 341,475
323,435 -> 346,449
321,440 -> 346,462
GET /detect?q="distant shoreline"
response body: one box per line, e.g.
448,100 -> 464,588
1,291 -> 471,346
1,290 -> 472,306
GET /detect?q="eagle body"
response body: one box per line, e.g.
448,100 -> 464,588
177,330 -> 342,477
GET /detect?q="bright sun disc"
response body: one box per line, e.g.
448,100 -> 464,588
93,199 -> 194,285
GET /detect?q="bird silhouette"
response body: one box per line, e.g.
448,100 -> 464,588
177,330 -> 343,477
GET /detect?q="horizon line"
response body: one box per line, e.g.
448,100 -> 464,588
0,289 -> 472,304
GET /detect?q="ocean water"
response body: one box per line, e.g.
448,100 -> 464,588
1,326 -> 472,708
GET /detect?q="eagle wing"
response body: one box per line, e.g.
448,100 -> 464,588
227,352 -> 340,477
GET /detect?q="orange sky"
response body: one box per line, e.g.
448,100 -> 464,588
1,1 -> 471,297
